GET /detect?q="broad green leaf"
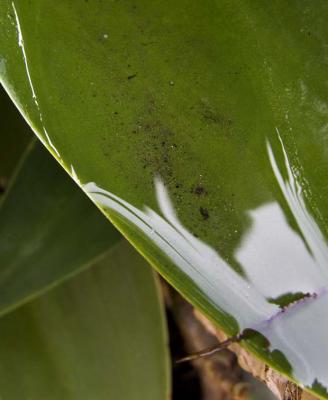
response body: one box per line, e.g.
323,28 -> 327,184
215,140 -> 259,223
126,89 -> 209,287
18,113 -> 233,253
0,241 -> 170,400
0,139 -> 121,315
1,1 -> 328,396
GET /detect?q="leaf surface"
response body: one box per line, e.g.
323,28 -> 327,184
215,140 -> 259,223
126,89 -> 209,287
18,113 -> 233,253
0,138 -> 121,315
1,1 -> 328,395
0,241 -> 170,400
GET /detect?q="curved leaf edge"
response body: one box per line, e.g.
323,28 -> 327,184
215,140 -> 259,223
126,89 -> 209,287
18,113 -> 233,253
1,79 -> 324,400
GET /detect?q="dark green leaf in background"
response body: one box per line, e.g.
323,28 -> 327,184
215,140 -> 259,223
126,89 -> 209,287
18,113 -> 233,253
0,87 -> 29,193
0,241 -> 170,400
0,136 -> 121,316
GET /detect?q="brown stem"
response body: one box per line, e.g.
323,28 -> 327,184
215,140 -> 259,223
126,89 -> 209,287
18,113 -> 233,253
175,336 -> 240,365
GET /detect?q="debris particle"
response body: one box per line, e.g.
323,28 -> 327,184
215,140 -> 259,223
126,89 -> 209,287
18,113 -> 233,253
199,207 -> 209,220
193,185 -> 206,196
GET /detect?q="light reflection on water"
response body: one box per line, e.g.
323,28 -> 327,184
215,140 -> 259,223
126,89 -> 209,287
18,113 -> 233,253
236,202 -> 323,298
84,179 -> 278,328
84,131 -> 328,388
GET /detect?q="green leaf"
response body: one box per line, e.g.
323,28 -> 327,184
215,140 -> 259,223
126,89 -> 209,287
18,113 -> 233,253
0,139 -> 121,315
1,1 -> 328,396
0,241 -> 170,400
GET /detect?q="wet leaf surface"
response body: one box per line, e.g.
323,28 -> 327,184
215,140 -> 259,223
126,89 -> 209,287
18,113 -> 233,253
1,1 -> 328,396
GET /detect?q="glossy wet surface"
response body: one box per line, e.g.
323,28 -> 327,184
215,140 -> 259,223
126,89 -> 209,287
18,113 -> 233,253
1,0 -> 328,395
